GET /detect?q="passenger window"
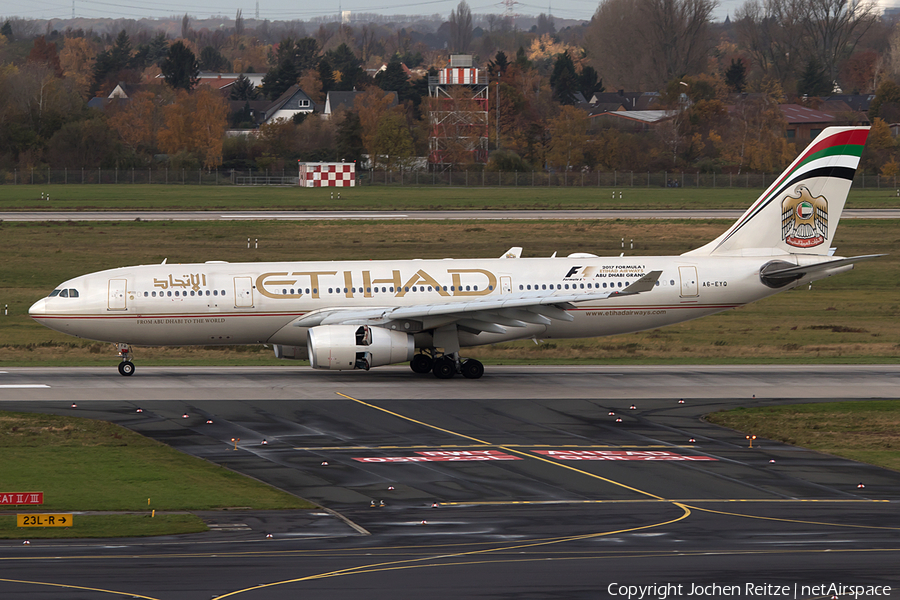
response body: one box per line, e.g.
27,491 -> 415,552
670,280 -> 675,286
205,290 -> 210,296
191,291 -> 195,296
221,290 -> 226,295
60,289 -> 68,298
213,290 -> 217,296
168,291 -> 172,297
603,283 -> 607,288
144,292 -> 148,297
565,284 -> 569,290
152,291 -> 156,297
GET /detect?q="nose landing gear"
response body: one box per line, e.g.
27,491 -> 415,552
117,344 -> 135,376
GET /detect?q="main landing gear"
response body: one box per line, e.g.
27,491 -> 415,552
409,351 -> 484,380
117,343 -> 135,376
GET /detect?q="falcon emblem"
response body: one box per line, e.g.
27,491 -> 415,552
781,185 -> 827,248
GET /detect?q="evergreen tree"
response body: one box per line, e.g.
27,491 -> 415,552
797,59 -> 830,97
318,57 -> 336,95
375,56 -> 413,104
579,66 -> 603,99
724,58 -> 746,93
488,50 -> 509,77
1,20 -> 12,40
230,74 -> 259,100
90,30 -> 135,95
550,51 -> 579,105
200,46 -> 229,72
515,46 -> 530,69
336,111 -> 364,163
261,58 -> 297,99
326,43 -> 367,91
161,41 -> 200,91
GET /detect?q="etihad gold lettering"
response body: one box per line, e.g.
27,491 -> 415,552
291,271 -> 334,299
343,271 -> 354,298
448,269 -> 496,296
396,269 -> 451,298
256,272 -> 302,299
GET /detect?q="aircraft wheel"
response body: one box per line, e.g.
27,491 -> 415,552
432,357 -> 456,379
118,361 -> 135,376
410,354 -> 434,374
461,359 -> 484,379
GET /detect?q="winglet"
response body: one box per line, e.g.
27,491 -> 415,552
612,270 -> 663,296
500,247 -> 523,259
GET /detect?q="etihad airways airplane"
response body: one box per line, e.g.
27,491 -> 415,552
30,127 -> 880,379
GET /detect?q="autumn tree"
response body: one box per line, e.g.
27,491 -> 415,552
373,112 -> 415,169
27,37 -> 63,78
158,87 -> 227,169
546,105 -> 588,170
107,90 -> 161,153
46,118 -> 120,168
868,79 -> 900,122
60,37 -> 96,99
355,86 -> 397,156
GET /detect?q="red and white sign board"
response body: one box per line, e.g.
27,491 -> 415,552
533,450 -> 717,461
354,450 -> 521,463
0,492 -> 43,505
299,162 -> 355,187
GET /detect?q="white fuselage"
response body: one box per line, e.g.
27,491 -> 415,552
28,253 -> 826,349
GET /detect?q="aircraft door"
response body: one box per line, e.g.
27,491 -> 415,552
234,276 -> 254,308
108,279 -> 127,311
500,276 -> 512,294
678,266 -> 699,298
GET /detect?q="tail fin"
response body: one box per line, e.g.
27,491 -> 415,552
685,126 -> 869,257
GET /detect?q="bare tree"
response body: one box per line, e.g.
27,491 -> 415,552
585,0 -> 716,90
734,0 -> 804,87
638,0 -> 717,89
449,1 -> 473,54
800,0 -> 877,84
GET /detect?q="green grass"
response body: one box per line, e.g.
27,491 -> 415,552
0,411 -> 314,538
0,183 -> 898,211
706,400 -> 900,472
1,218 -> 897,365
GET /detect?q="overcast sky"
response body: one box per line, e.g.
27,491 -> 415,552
0,0 -> 891,28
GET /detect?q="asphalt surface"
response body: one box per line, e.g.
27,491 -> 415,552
1,209 -> 899,221
0,365 -> 898,599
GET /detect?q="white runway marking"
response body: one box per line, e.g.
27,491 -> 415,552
0,384 -> 50,388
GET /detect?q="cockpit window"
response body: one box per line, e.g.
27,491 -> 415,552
68,289 -> 79,298
59,289 -> 69,298
49,289 -> 61,297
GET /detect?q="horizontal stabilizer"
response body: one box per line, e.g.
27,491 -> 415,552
761,254 -> 885,280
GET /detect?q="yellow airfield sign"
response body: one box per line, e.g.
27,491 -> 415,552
17,514 -> 73,527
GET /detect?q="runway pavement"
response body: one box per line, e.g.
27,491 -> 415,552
1,209 -> 899,221
0,366 -> 898,599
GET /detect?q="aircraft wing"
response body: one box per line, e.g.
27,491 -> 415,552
295,270 -> 662,334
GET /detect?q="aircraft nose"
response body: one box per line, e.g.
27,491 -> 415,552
28,298 -> 46,317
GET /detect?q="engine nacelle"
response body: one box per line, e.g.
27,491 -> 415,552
307,325 -> 415,371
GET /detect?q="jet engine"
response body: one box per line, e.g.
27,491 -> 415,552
307,325 -> 414,371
